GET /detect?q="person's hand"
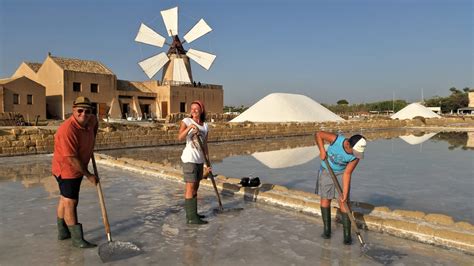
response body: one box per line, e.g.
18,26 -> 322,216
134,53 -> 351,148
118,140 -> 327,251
339,192 -> 349,204
188,124 -> 198,135
320,150 -> 327,161
86,174 -> 98,185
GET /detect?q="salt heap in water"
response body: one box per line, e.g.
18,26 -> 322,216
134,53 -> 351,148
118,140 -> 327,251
391,103 -> 441,120
230,93 -> 344,122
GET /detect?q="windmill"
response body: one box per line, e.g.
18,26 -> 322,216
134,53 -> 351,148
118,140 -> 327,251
134,6 -> 216,84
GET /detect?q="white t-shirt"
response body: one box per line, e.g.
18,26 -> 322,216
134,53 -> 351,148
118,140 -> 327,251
180,117 -> 209,164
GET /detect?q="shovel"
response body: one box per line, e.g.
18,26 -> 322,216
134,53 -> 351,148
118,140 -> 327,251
91,154 -> 142,263
193,134 -> 243,214
323,158 -> 406,263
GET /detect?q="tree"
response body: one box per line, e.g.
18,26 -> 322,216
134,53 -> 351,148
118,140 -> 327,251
463,87 -> 472,93
337,99 -> 349,105
449,87 -> 461,94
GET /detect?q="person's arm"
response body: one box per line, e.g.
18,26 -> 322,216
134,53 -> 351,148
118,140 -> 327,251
315,131 -> 337,160
340,159 -> 359,203
65,156 -> 97,184
178,120 -> 198,141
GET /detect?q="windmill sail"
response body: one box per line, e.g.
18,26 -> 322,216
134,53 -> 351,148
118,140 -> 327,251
161,7 -> 178,36
138,52 -> 169,79
186,48 -> 216,70
134,23 -> 166,47
173,58 -> 191,83
183,19 -> 212,43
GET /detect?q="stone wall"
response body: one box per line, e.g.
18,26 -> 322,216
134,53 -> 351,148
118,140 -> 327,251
0,117 -> 472,157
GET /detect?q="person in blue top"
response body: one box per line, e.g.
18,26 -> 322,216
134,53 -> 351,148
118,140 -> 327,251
315,131 -> 367,245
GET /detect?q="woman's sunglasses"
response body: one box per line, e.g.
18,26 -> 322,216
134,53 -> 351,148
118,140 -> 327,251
76,108 -> 91,115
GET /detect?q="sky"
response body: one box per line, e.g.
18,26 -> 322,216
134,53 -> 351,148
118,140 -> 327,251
0,0 -> 472,106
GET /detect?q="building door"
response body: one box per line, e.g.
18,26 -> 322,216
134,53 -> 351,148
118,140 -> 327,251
161,101 -> 168,118
140,104 -> 150,119
98,103 -> 107,119
180,102 -> 186,113
91,103 -> 98,116
122,103 -> 129,119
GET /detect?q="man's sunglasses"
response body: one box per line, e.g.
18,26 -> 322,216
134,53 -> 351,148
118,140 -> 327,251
76,108 -> 91,114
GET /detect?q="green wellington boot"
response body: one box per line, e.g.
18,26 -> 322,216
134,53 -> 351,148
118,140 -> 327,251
68,224 -> 97,248
57,218 -> 71,240
341,212 -> 353,245
320,207 -> 331,239
185,198 -> 208,225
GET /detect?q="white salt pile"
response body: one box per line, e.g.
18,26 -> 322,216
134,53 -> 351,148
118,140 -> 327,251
399,133 -> 437,145
252,146 -> 319,169
230,93 -> 344,123
391,103 -> 441,120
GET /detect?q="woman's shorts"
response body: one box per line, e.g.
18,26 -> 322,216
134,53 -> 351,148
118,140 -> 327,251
182,163 -> 203,183
315,168 -> 347,200
55,175 -> 83,200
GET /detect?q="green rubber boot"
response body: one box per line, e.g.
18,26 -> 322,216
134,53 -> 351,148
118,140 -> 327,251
57,218 -> 71,240
185,198 -> 208,225
320,207 -> 331,239
68,224 -> 97,248
341,212 -> 353,245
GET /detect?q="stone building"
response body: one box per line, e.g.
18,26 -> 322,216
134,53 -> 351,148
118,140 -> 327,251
0,76 -> 46,120
11,54 -> 223,120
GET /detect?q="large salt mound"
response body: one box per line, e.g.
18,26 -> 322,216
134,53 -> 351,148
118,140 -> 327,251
391,103 -> 441,120
230,93 -> 344,123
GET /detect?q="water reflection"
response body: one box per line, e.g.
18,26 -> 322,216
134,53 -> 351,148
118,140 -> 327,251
399,133 -> 437,145
252,146 -> 319,169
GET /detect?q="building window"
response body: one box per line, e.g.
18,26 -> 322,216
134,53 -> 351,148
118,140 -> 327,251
27,94 -> 33,105
13,94 -> 19,104
180,102 -> 186,112
73,82 -> 81,92
91,83 -> 98,93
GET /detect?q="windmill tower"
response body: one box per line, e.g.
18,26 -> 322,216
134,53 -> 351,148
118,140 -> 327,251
135,6 -> 216,85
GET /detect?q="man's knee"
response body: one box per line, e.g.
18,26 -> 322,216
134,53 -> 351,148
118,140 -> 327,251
61,197 -> 78,208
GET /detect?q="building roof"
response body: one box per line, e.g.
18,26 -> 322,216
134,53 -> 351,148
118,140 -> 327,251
0,77 -> 15,85
117,79 -> 154,93
24,62 -> 42,73
49,56 -> 115,75
0,76 -> 43,86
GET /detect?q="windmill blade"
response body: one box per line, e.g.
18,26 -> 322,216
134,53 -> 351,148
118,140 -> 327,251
134,23 -> 166,47
161,6 -> 178,36
173,58 -> 191,83
186,48 -> 216,70
138,52 -> 169,79
183,19 -> 212,43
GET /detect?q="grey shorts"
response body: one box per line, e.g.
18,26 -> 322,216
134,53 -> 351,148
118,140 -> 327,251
315,168 -> 347,200
183,163 -> 203,183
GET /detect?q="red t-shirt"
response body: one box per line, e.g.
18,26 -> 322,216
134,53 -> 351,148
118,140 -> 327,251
52,116 -> 98,179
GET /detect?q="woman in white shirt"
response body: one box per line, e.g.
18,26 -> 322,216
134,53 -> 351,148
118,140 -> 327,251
177,101 -> 211,224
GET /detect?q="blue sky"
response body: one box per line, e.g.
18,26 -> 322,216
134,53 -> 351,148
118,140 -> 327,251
0,0 -> 472,106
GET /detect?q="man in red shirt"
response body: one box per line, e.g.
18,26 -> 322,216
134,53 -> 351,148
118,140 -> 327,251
52,96 -> 98,248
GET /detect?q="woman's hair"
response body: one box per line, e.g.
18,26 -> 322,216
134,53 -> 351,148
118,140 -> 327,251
190,100 -> 206,122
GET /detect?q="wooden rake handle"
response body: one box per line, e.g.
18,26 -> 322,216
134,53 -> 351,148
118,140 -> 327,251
91,153 -> 112,242
194,134 -> 224,210
323,158 -> 366,247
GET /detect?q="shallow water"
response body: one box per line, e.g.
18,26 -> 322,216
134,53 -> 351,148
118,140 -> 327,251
102,131 -> 474,223
0,155 -> 472,265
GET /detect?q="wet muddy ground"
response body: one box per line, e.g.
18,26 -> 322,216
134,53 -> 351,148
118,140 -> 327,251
0,155 -> 472,265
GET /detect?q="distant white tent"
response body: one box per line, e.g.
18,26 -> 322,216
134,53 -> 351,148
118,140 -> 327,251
230,93 -> 344,123
399,133 -> 437,145
391,103 -> 441,120
252,146 -> 319,169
